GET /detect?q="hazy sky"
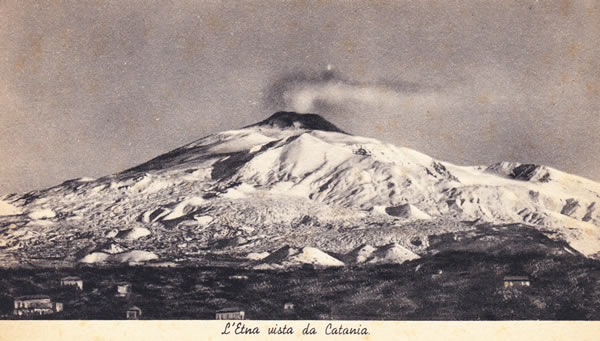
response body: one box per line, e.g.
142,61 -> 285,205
1,0 -> 599,194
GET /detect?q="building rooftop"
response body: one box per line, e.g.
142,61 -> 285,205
216,307 -> 244,313
15,294 -> 51,301
503,276 -> 530,281
61,276 -> 82,281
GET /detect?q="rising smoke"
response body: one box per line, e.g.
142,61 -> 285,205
262,69 -> 436,115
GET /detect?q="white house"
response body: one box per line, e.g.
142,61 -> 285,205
126,306 -> 142,320
13,295 -> 63,316
216,307 -> 245,320
503,276 -> 531,287
116,282 -> 132,297
60,276 -> 83,290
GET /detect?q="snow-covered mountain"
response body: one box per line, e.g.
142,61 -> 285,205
0,111 -> 599,267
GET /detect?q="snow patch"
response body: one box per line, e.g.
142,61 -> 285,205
366,243 -> 420,265
164,197 -> 205,220
384,204 -> 432,220
222,183 -> 256,200
142,179 -> 172,194
0,200 -> 21,216
105,229 -> 119,238
26,220 -> 54,226
206,131 -> 275,154
112,250 -> 159,263
80,250 -> 158,264
291,247 -> 345,267
80,252 -> 111,264
193,215 -> 213,225
246,252 -> 270,260
256,246 -> 344,268
28,208 -> 56,220
90,184 -> 107,194
116,227 -> 151,240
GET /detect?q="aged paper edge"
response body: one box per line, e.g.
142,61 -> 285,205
1,320 -> 600,341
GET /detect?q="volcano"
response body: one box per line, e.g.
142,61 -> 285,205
1,112 -> 599,267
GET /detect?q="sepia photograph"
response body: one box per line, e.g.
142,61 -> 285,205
1,0 -> 599,328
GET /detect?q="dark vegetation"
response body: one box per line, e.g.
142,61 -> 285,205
1,250 -> 599,320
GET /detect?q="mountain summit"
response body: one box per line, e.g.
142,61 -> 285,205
0,111 -> 599,267
249,111 -> 347,134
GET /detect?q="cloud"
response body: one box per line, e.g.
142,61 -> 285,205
263,70 -> 436,114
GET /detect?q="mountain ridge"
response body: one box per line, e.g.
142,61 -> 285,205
0,111 -> 599,267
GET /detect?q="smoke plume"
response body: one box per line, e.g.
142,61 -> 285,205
263,70 -> 436,114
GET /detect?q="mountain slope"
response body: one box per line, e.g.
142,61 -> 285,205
0,111 -> 599,267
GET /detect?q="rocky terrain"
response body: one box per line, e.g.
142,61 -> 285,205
1,224 -> 599,320
0,111 -> 599,268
